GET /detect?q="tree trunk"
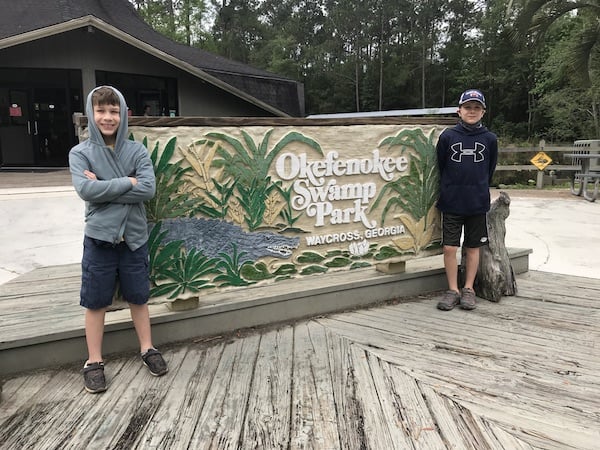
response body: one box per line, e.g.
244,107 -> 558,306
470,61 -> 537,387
460,191 -> 517,302
355,51 -> 361,112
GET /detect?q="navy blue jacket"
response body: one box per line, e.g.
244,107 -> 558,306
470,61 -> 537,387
436,123 -> 498,216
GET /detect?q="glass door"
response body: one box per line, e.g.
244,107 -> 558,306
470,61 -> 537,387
33,87 -> 70,166
0,87 -> 71,167
0,89 -> 35,166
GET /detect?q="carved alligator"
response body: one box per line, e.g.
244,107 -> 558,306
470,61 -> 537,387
157,217 -> 300,263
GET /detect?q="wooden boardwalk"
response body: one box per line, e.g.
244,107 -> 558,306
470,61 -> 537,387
1,270 -> 599,449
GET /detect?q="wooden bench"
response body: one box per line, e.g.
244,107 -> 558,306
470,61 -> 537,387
565,153 -> 600,202
571,171 -> 600,202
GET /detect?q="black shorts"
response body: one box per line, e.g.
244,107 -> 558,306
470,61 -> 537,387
80,236 -> 150,309
441,213 -> 489,248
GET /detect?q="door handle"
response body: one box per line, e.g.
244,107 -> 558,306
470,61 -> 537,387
34,121 -> 39,135
27,121 -> 31,135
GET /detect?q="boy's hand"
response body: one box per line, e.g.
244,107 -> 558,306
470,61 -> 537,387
128,177 -> 138,186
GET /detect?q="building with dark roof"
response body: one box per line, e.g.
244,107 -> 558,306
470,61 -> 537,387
0,0 -> 304,167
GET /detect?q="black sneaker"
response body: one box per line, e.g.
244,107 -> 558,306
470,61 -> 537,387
142,349 -> 168,376
82,362 -> 107,394
437,290 -> 461,311
460,287 -> 477,310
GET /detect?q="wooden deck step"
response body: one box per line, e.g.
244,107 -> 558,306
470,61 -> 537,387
0,249 -> 532,377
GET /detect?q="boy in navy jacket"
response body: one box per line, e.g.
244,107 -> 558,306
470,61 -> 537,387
435,89 -> 498,311
70,86 -> 168,393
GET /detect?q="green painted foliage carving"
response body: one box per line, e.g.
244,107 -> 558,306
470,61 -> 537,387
240,261 -> 274,281
273,263 -> 297,276
198,178 -> 235,219
277,183 -> 303,229
143,136 -> 202,222
325,256 -> 352,268
208,129 -> 323,230
297,251 -> 326,263
371,128 -> 441,255
374,245 -> 403,260
373,128 -> 439,226
148,223 -> 221,299
300,265 -> 329,275
213,244 -> 253,287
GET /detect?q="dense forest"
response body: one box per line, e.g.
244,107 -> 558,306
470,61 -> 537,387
128,0 -> 600,143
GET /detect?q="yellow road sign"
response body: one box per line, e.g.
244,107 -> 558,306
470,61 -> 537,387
530,151 -> 552,170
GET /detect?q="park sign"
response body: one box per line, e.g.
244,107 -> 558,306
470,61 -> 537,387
116,117 -> 452,302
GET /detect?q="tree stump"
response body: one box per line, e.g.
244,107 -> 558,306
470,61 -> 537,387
460,191 -> 517,302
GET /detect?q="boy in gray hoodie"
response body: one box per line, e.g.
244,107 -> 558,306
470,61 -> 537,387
70,86 -> 167,393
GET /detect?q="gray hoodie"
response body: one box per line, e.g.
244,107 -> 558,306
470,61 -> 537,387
69,86 -> 156,250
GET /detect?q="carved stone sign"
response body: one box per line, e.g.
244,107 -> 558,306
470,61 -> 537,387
119,119 -> 447,301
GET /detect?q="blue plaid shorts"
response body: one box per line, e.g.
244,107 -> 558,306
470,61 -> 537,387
80,236 -> 150,309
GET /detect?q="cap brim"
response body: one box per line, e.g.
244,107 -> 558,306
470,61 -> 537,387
459,99 -> 486,107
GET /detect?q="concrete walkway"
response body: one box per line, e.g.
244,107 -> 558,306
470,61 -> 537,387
492,189 -> 599,279
0,169 -> 598,285
0,186 -> 83,285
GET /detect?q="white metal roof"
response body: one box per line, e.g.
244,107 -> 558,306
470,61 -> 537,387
306,107 -> 457,119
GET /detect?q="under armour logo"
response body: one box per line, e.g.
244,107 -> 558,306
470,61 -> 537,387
450,142 -> 485,162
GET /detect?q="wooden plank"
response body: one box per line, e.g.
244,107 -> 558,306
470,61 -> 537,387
419,384 -> 476,449
241,326 -> 294,449
187,335 -> 260,449
322,305 -> 599,370
322,304 -> 600,389
128,345 -> 205,448
320,305 -> 600,388
498,146 -> 573,154
375,347 -> 599,448
318,306 -> 600,449
103,347 -> 190,449
349,345 -> 397,449
0,371 -> 56,423
473,417 -> 535,450
290,321 -> 340,449
375,301 -> 600,355
379,362 -> 446,449
324,326 -> 368,449
207,334 -> 260,449
140,343 -> 225,449
0,370 -> 87,449
0,281 -> 80,300
495,164 -> 580,171
447,394 -> 600,450
522,270 -> 600,289
428,389 -> 492,450
353,291 -> 600,352
57,357 -> 147,448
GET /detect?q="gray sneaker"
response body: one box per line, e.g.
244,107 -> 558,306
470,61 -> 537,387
82,362 -> 107,394
437,290 -> 461,311
460,287 -> 477,310
142,349 -> 168,377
